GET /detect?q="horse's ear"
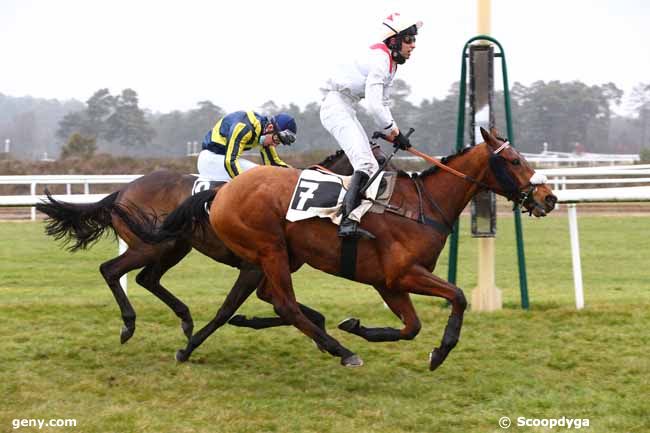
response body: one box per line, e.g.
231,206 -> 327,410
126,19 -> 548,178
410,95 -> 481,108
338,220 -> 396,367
490,127 -> 499,137
480,127 -> 492,143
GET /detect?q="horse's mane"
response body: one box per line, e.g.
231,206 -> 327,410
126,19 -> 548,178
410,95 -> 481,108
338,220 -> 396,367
315,149 -> 346,166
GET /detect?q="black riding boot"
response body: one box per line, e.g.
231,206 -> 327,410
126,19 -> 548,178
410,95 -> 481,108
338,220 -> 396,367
338,171 -> 375,240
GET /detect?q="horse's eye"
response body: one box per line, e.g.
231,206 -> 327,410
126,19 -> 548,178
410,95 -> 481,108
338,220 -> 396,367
512,159 -> 521,166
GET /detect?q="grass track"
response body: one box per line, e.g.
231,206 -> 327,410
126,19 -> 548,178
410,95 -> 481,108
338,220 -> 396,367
1,216 -> 649,433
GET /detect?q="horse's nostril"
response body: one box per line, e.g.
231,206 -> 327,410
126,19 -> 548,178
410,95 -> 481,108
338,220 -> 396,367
546,194 -> 558,206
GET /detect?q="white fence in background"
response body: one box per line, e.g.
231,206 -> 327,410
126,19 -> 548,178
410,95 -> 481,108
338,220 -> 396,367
1,167 -> 650,306
0,174 -> 141,219
0,175 -> 141,292
537,164 -> 650,309
522,150 -> 639,166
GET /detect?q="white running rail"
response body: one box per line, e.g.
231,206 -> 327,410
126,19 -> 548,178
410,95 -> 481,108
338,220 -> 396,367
537,165 -> 650,309
0,175 -> 142,292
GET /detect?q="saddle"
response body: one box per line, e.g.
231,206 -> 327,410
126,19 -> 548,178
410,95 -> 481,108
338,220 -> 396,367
191,176 -> 227,214
285,169 -> 397,225
191,176 -> 226,196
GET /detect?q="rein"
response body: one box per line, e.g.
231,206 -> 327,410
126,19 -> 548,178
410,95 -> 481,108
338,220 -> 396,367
407,147 -> 490,189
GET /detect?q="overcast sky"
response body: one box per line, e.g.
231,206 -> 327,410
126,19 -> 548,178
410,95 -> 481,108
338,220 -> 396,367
1,0 -> 648,115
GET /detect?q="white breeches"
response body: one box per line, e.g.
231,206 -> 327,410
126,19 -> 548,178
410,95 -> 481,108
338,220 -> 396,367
320,91 -> 379,177
196,150 -> 258,182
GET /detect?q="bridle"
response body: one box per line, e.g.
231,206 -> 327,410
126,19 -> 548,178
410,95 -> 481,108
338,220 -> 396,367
411,140 -> 547,211
488,141 -> 548,211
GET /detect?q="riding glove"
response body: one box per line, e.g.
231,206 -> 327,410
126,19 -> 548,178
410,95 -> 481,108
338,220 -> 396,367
393,131 -> 412,150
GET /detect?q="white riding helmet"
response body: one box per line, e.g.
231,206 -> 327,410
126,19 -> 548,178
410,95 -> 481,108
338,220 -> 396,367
380,12 -> 423,41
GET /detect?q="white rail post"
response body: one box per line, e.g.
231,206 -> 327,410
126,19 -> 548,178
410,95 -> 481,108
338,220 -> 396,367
567,204 -> 585,309
30,182 -> 36,220
118,237 -> 128,294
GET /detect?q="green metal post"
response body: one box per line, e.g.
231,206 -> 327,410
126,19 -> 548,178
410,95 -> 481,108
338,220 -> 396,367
449,35 -> 530,308
496,36 -> 530,309
447,40 -> 469,285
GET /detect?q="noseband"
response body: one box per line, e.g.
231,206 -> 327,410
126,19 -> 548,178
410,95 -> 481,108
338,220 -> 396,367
489,141 -> 546,212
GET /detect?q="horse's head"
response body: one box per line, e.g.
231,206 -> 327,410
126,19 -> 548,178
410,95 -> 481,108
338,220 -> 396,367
480,127 -> 557,217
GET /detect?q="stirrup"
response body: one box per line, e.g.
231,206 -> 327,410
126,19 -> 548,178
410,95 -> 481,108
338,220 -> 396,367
338,219 -> 375,240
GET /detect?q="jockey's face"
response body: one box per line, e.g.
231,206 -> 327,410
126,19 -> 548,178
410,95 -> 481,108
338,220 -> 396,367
399,34 -> 416,60
262,124 -> 279,147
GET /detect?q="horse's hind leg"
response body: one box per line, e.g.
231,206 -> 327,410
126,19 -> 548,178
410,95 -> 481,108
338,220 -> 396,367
99,249 -> 151,344
135,241 -> 193,339
338,287 -> 421,342
259,252 -> 361,367
176,262 -> 264,362
396,265 -> 467,372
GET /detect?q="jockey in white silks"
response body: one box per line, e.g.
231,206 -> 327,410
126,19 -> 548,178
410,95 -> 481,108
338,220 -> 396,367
320,12 -> 423,239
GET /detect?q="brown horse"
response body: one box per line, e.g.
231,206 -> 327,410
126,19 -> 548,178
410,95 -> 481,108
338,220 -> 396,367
36,146 -> 389,346
125,128 -> 556,370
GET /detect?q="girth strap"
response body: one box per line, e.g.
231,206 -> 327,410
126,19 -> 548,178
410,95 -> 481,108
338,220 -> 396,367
339,238 -> 358,280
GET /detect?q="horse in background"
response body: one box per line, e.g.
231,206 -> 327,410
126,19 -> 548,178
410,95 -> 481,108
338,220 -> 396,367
36,145 -> 390,346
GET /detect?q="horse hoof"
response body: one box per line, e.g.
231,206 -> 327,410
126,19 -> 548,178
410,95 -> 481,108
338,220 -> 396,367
181,320 -> 194,339
341,354 -> 364,368
429,348 -> 444,371
338,317 -> 360,333
228,315 -> 247,326
120,325 -> 135,344
176,349 -> 190,363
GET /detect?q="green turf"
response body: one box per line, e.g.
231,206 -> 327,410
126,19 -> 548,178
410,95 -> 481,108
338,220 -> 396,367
1,216 -> 648,433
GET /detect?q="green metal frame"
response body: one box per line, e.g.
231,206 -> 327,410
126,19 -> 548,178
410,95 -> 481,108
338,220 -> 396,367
447,35 -> 530,309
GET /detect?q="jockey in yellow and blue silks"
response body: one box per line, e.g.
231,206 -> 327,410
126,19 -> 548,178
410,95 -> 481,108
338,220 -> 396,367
197,111 -> 296,181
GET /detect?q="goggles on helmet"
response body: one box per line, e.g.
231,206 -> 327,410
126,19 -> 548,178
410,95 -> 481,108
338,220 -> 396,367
274,129 -> 296,145
270,116 -> 297,145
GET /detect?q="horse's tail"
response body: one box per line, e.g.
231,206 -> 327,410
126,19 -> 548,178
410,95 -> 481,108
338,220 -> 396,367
36,189 -> 119,252
111,188 -> 216,245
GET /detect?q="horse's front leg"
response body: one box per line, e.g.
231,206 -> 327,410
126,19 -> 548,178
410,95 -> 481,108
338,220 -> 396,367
230,292 -> 326,331
338,286 -> 421,342
396,265 -> 467,371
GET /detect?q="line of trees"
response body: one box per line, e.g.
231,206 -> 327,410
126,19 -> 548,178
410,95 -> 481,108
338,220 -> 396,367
1,80 -> 649,160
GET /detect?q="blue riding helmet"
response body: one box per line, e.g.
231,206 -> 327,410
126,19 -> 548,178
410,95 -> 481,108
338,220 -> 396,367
269,113 -> 297,145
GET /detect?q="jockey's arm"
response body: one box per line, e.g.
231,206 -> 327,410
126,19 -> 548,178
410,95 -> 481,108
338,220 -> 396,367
260,146 -> 290,168
365,55 -> 398,137
224,122 -> 254,178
